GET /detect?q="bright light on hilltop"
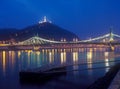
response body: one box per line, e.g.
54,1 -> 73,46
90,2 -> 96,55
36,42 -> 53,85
39,16 -> 52,24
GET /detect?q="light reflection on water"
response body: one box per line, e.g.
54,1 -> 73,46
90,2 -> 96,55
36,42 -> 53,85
0,48 -> 120,89
2,51 -> 6,75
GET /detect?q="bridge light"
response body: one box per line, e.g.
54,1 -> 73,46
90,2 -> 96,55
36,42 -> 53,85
76,38 -> 78,42
109,38 -> 114,42
64,38 -> 66,42
73,38 -> 76,42
61,38 -> 63,42
73,52 -> 78,62
89,37 -> 92,41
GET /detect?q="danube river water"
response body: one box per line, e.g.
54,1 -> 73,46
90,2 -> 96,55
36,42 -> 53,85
0,48 -> 120,89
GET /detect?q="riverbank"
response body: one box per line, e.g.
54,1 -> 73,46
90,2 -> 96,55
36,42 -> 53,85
108,70 -> 120,89
87,63 -> 120,89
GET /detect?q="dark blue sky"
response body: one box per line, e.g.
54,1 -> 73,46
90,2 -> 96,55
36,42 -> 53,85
0,0 -> 120,39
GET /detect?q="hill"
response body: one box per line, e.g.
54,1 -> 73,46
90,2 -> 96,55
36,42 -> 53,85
0,22 -> 79,42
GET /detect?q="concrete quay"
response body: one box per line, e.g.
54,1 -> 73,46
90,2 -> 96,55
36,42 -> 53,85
108,70 -> 120,89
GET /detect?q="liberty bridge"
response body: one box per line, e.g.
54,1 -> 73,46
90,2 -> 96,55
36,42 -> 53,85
18,31 -> 120,80
0,31 -> 120,51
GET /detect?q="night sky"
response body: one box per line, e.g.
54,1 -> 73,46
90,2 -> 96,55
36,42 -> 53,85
0,0 -> 120,39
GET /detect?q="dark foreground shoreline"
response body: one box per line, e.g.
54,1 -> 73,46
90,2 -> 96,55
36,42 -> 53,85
87,63 -> 120,89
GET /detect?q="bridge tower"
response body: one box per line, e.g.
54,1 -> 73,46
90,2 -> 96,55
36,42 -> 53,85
109,27 -> 114,42
109,27 -> 114,51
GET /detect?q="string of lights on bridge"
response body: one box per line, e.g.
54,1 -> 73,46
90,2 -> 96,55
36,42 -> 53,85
17,32 -> 120,45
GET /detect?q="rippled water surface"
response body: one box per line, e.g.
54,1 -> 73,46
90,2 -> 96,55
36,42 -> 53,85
0,48 -> 120,89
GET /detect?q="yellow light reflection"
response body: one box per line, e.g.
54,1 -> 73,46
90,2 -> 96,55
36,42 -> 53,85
73,52 -> 78,63
27,50 -> 32,67
87,52 -> 92,60
49,52 -> 52,63
64,52 -> 66,62
36,51 -> 40,67
36,51 -> 40,55
105,58 -> 109,67
2,51 -> 6,74
61,52 -> 66,64
87,50 -> 93,68
18,51 -> 21,58
89,48 -> 93,52
104,52 -> 109,72
104,52 -> 109,58
61,52 -> 64,64
11,51 -> 15,66
42,49 -> 44,53
49,50 -> 55,64
94,48 -> 96,51
8,51 -> 15,71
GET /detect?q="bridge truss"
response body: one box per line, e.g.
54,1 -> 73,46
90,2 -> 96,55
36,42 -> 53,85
17,32 -> 120,45
18,36 -> 65,45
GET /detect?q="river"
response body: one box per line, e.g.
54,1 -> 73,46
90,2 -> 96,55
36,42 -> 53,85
0,48 -> 120,89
